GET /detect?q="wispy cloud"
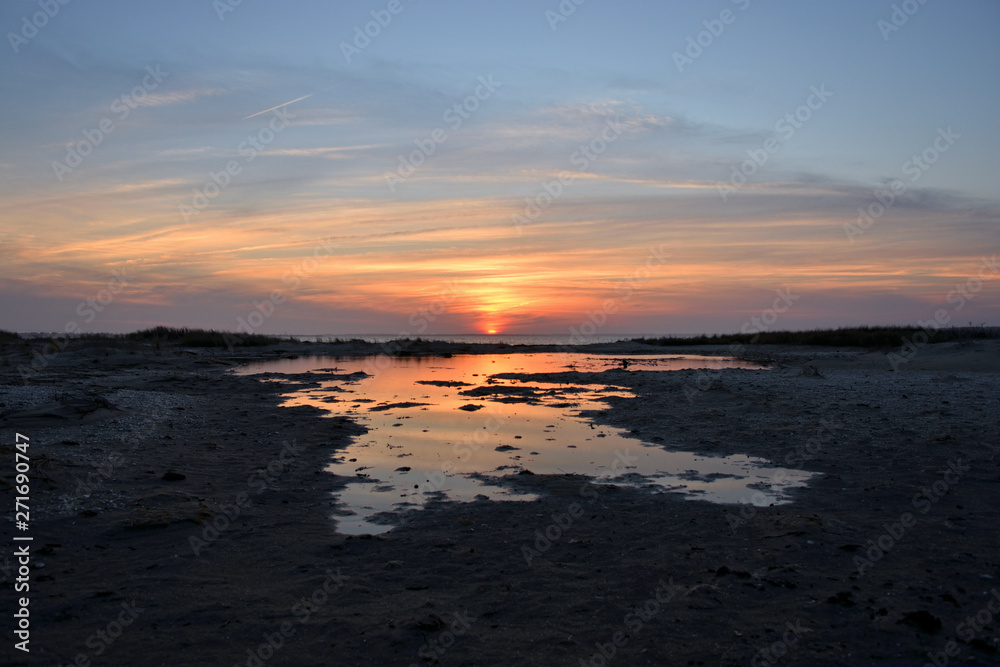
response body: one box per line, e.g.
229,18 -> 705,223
267,144 -> 388,158
291,108 -> 361,126
139,88 -> 225,107
156,147 -> 216,157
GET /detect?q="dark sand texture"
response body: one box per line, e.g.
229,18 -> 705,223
1,338 -> 998,666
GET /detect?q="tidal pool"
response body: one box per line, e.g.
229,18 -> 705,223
236,353 -> 813,534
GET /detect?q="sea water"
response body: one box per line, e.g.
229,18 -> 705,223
236,353 -> 813,534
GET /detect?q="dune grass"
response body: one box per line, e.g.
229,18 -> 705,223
635,325 -> 999,348
120,326 -> 284,347
7,325 -> 998,350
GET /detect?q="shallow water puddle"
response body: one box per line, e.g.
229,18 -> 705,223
236,354 -> 813,534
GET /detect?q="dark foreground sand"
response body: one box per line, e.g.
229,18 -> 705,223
1,338 -> 998,666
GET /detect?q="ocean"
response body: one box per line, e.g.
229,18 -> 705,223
290,333 -> 667,346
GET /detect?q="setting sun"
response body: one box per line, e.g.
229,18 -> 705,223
2,3 -> 998,665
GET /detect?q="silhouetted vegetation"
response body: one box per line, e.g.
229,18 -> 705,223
635,325 -> 1000,348
120,326 -> 284,347
0,330 -> 22,342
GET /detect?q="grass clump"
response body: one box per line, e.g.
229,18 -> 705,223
635,325 -> 999,348
124,326 -> 283,348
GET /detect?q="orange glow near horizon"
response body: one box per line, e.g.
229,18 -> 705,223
2,185 -> 996,334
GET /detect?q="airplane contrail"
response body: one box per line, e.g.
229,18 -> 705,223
242,93 -> 314,120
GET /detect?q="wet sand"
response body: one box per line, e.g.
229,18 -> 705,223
1,337 -> 999,666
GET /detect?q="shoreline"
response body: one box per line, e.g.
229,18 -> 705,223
1,338 -> 998,665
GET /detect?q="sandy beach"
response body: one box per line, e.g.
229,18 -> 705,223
6,2 -> 998,665
2,337 -> 999,666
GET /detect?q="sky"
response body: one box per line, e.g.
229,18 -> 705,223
1,0 -> 998,336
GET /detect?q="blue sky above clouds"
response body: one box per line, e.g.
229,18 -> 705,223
1,0 -> 997,334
